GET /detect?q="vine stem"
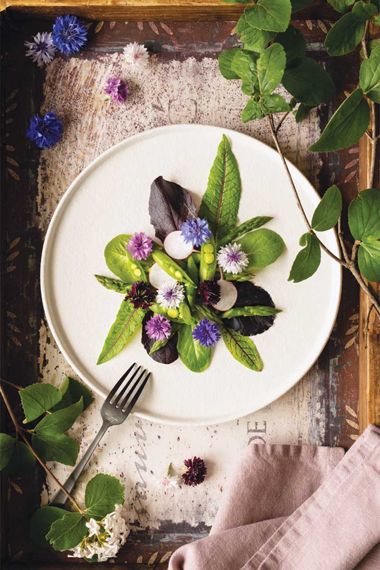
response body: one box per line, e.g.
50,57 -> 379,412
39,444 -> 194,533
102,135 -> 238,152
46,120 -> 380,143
268,114 -> 380,316
0,384 -> 84,515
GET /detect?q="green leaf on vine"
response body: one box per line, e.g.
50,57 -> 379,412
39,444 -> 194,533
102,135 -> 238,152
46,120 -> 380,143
283,57 -> 335,106
291,0 -> 314,11
53,377 -> 93,412
218,48 -> 258,85
30,506 -> 66,548
244,0 -> 291,33
0,433 -> 17,470
85,474 -> 125,518
222,328 -> 263,371
20,383 -> 62,423
326,0 -> 355,13
47,512 -> 87,551
236,13 -> 274,52
359,45 -> 380,104
277,25 -> 306,63
309,89 -> 370,152
34,398 -> 84,434
32,432 -> 79,466
257,43 -> 286,95
311,185 -> 342,231
289,233 -> 321,282
358,239 -> 380,282
325,2 -> 377,56
348,189 -> 380,241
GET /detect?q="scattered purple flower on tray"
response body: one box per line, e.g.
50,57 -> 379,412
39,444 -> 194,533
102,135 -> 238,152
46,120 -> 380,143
182,457 -> 207,487
126,282 -> 155,309
127,232 -> 153,261
105,76 -> 129,103
52,15 -> 87,55
123,42 -> 149,67
192,319 -> 220,347
180,217 -> 211,248
217,243 -> 249,274
157,282 -> 184,310
145,314 -> 171,341
26,112 -> 63,149
24,32 -> 56,67
197,280 -> 221,306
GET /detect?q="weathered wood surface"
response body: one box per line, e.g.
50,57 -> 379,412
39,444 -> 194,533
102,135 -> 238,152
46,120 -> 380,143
0,11 -> 368,569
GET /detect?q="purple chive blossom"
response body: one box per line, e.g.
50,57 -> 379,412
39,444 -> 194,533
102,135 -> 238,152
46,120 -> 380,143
145,314 -> 171,341
217,243 -> 249,274
180,217 -> 211,248
127,233 -> 153,261
24,32 -> 56,67
105,76 -> 129,103
192,319 -> 220,347
26,112 -> 63,149
156,282 -> 184,310
52,15 -> 87,55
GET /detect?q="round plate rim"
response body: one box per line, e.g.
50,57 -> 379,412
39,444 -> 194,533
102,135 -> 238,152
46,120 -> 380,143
40,123 -> 342,426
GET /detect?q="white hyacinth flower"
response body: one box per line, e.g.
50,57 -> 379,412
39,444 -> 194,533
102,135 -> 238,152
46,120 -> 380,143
68,505 -> 129,562
123,42 -> 149,67
25,32 -> 56,67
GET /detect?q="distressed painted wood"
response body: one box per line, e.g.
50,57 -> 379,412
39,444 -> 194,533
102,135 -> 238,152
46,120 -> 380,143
0,7 -> 376,570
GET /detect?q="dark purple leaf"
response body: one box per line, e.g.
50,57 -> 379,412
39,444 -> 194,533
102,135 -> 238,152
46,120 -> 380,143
141,313 -> 178,364
223,282 -> 276,336
149,176 -> 197,241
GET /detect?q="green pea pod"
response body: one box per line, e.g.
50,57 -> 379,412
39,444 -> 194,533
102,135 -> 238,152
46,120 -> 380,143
200,238 -> 217,281
152,251 -> 195,285
185,283 -> 197,308
179,300 -> 194,325
187,255 -> 199,285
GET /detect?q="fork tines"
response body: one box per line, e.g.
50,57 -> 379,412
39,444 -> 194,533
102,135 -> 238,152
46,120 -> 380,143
108,363 -> 150,412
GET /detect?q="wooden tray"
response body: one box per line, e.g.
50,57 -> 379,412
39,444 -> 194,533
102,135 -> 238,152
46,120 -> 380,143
1,2 -> 378,569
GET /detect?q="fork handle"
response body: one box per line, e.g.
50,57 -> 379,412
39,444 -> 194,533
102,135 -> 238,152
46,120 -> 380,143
50,421 -> 110,506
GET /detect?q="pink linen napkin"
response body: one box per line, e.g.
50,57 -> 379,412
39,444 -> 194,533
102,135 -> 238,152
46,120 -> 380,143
169,425 -> 380,570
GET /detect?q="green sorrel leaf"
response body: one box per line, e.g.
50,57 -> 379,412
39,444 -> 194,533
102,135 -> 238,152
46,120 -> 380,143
358,239 -> 380,282
359,46 -> 380,104
95,274 -> 131,294
104,234 -> 146,283
177,324 -> 212,372
283,57 -> 335,106
222,328 -> 263,371
19,383 -> 62,423
348,188 -> 380,240
309,89 -> 370,152
199,135 -> 241,241
222,306 -> 280,319
47,512 -> 87,551
238,228 -> 285,269
97,300 -> 145,364
288,232 -> 321,282
30,506 -> 66,548
85,473 -> 125,518
244,0 -> 291,32
311,185 -> 342,231
257,43 -> 286,95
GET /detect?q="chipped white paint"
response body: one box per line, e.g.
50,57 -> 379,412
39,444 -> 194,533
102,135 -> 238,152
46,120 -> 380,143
37,55 -> 324,528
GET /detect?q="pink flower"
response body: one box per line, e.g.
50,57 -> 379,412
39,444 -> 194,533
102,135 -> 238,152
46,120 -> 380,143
105,76 -> 129,103
127,232 -> 153,261
145,314 -> 171,341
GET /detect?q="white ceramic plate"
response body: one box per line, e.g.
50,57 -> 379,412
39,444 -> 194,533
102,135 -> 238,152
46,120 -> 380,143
41,124 -> 341,426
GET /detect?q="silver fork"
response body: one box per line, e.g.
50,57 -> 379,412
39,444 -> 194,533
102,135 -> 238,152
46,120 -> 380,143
51,363 -> 150,506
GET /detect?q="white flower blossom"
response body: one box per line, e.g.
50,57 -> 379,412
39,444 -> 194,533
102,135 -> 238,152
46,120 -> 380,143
156,282 -> 184,310
155,463 -> 181,489
217,243 -> 249,274
123,42 -> 149,67
68,505 -> 129,562
25,32 -> 56,67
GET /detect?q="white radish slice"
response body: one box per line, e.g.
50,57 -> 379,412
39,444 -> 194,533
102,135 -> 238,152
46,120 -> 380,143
212,280 -> 238,312
164,230 -> 193,260
149,263 -> 176,289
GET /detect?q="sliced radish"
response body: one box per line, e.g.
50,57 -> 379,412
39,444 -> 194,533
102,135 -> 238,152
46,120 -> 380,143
149,263 -> 176,289
212,280 -> 238,312
164,230 -> 193,260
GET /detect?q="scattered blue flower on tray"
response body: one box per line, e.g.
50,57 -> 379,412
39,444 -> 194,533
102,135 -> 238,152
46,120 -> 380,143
24,32 -> 56,67
192,319 -> 221,347
180,217 -> 211,247
26,112 -> 63,149
52,15 -> 87,55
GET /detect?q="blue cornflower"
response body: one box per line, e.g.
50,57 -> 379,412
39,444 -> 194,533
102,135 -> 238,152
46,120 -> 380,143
26,112 -> 63,149
180,217 -> 211,248
192,319 -> 220,347
52,15 -> 87,55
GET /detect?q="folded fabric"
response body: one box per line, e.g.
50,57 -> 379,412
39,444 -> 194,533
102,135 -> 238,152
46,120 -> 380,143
169,425 -> 380,570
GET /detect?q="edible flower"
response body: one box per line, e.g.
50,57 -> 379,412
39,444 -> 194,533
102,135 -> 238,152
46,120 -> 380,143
127,232 -> 153,261
105,76 -> 129,103
180,217 -> 211,248
192,319 -> 220,347
197,280 -> 220,306
24,32 -> 56,67
145,314 -> 171,341
123,42 -> 149,67
26,112 -> 63,149
52,15 -> 87,55
156,282 -> 184,310
126,282 -> 155,309
217,243 -> 249,274
68,505 -> 129,562
182,457 -> 207,487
